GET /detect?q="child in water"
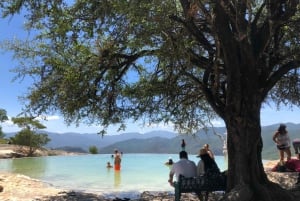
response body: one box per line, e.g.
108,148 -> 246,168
107,162 -> 113,168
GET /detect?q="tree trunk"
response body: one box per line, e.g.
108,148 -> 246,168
220,104 -> 298,201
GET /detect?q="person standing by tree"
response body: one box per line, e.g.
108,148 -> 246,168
273,124 -> 292,163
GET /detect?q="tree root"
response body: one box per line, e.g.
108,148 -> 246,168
219,184 -> 253,201
219,183 -> 300,201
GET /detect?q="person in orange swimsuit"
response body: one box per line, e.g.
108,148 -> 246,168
114,149 -> 122,171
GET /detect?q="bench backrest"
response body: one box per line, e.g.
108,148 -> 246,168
178,172 -> 227,192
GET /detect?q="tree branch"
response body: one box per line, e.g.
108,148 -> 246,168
262,60 -> 300,99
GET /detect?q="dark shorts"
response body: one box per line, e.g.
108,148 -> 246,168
277,145 -> 289,150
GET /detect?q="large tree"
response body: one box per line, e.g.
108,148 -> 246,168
1,1 -> 300,200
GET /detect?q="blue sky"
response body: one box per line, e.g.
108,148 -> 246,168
1,13 -> 300,134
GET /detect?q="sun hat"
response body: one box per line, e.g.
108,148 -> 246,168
196,148 -> 207,157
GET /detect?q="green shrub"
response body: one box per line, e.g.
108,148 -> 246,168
89,146 -> 98,154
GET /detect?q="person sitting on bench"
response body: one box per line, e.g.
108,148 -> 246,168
197,148 -> 220,176
168,151 -> 197,186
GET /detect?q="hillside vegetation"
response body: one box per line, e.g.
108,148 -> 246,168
4,123 -> 300,160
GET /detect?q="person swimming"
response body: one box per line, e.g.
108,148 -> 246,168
165,157 -> 174,165
107,162 -> 113,168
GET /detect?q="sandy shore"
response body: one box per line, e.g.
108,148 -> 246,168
0,168 -> 299,201
0,172 -> 205,201
0,172 -> 63,201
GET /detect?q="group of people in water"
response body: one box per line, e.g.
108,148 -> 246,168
107,149 -> 122,171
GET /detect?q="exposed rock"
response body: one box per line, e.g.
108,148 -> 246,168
0,144 -> 84,159
267,171 -> 298,189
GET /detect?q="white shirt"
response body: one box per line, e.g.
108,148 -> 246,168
197,160 -> 205,176
276,133 -> 290,147
170,158 -> 197,181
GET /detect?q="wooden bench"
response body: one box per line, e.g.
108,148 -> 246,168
174,172 -> 227,201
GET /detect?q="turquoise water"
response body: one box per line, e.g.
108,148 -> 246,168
0,154 -> 227,198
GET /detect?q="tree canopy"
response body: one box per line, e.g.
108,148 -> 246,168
1,1 -> 300,201
10,116 -> 50,156
1,1 -> 300,134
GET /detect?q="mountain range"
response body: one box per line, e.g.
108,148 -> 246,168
4,123 -> 300,160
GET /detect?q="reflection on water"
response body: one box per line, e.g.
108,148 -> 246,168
11,157 -> 47,178
114,170 -> 121,187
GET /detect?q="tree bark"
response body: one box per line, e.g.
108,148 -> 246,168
220,103 -> 298,201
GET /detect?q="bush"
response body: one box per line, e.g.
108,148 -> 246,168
0,138 -> 8,144
89,146 -> 98,154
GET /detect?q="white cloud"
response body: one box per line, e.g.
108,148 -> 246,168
2,117 -> 20,132
3,119 -> 14,126
36,115 -> 60,121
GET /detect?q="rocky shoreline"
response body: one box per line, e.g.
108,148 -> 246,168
0,144 -> 83,159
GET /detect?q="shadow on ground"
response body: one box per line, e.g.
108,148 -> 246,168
35,191 -> 131,201
34,190 -> 222,201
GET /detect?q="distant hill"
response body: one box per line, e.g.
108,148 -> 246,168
4,123 -> 300,160
45,130 -> 176,151
99,133 -> 226,155
4,130 -> 177,151
100,137 -> 173,153
102,123 -> 300,159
